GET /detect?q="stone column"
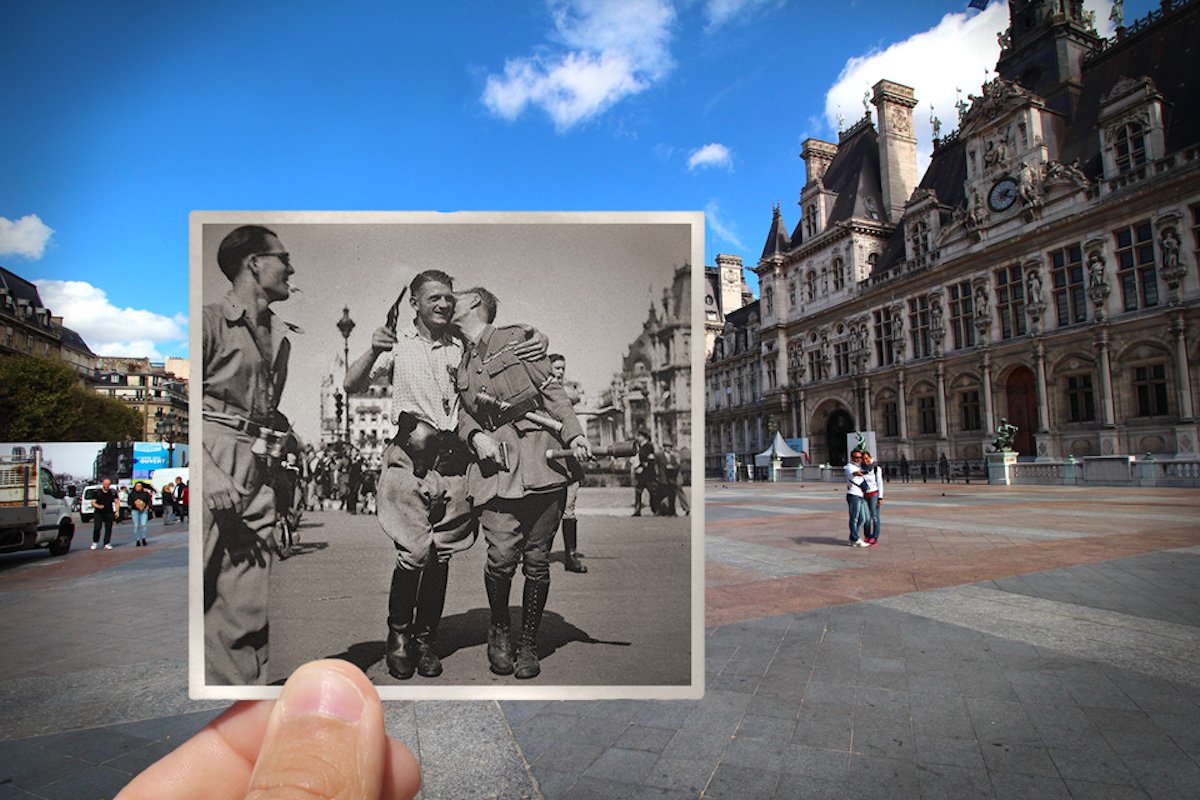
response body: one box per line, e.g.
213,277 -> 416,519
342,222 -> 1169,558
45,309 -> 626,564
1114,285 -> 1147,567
1171,315 -> 1199,456
1033,339 -> 1054,461
862,377 -> 874,431
935,362 -> 949,440
980,350 -> 995,451
897,369 -> 909,441
1092,326 -> 1122,457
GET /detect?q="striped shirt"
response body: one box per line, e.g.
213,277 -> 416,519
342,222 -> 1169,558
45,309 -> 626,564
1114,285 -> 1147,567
369,323 -> 463,431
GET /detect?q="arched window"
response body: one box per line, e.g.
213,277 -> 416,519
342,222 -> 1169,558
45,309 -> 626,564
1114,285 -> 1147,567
1114,122 -> 1147,172
832,257 -> 845,291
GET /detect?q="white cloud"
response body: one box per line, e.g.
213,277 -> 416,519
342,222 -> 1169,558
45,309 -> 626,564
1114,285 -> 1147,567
34,280 -> 187,360
482,0 -> 675,130
0,214 -> 54,259
824,1 -> 1117,175
705,199 -> 746,251
704,0 -> 786,30
688,142 -> 733,171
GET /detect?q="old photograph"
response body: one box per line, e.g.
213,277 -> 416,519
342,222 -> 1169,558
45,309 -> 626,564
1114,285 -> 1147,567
189,212 -> 703,700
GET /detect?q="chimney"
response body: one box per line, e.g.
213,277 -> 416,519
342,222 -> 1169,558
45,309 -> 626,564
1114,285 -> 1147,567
872,79 -> 918,224
800,138 -> 838,185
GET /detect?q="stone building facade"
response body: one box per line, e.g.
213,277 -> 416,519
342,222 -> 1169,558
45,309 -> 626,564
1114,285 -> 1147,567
743,0 -> 1200,468
94,356 -> 190,443
1,266 -> 98,380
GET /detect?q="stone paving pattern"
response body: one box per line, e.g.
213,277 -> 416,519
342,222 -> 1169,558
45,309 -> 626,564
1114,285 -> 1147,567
1,482 -> 1198,798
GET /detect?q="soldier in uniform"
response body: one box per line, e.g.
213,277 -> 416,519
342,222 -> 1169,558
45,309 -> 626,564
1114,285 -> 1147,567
345,271 -> 547,680
202,224 -> 298,685
548,354 -> 586,573
453,287 -> 593,679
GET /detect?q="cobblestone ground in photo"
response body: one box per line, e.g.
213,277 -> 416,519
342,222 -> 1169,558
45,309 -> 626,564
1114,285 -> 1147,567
2,482 -> 1198,799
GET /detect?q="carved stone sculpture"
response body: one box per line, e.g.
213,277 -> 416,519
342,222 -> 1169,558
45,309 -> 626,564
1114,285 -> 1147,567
992,418 -> 1018,451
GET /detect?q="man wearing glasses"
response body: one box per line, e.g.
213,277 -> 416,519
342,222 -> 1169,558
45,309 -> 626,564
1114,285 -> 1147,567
844,450 -> 870,547
202,225 -> 299,684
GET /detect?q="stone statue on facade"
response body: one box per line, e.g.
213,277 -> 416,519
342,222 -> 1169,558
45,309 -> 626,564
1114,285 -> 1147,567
992,418 -> 1018,452
1110,0 -> 1124,27
1026,269 -> 1043,302
1017,161 -> 1042,209
1161,229 -> 1181,273
1088,252 -> 1107,289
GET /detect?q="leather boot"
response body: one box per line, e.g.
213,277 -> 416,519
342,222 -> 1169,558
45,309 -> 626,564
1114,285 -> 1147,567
385,566 -> 420,680
514,579 -> 550,679
413,561 -> 449,677
562,519 -> 587,573
485,572 -> 514,675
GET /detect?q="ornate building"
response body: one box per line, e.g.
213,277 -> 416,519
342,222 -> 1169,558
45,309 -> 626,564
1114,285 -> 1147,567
591,264 -> 692,454
94,357 -> 190,443
743,0 -> 1200,467
705,299 -> 764,474
1,266 -> 98,380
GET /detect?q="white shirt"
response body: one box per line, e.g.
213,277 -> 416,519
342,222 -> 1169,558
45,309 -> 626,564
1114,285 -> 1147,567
369,322 -> 463,431
845,463 -> 866,497
861,463 -> 884,497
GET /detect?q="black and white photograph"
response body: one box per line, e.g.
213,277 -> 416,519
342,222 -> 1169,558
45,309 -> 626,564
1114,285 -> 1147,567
189,212 -> 703,700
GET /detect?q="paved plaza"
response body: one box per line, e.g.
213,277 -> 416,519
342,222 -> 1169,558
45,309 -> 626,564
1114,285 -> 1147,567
1,481 -> 1198,798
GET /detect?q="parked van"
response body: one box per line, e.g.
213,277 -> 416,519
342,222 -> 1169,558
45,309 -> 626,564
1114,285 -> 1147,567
1,452 -> 75,557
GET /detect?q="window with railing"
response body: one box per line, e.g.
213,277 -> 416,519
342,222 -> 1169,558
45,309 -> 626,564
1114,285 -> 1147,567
873,309 -> 895,367
834,341 -> 850,376
947,282 -> 974,351
908,296 -> 932,358
882,401 -> 899,437
1065,374 -> 1096,422
995,265 -> 1026,340
918,396 -> 937,435
1050,244 -> 1087,327
1114,221 -> 1158,311
807,349 -> 826,381
960,390 -> 981,431
1133,364 -> 1169,417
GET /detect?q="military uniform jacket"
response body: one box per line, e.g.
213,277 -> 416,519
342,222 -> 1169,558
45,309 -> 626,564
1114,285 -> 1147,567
456,324 -> 585,501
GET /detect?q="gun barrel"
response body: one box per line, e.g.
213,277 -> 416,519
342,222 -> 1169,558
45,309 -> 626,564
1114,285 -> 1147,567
545,442 -> 637,459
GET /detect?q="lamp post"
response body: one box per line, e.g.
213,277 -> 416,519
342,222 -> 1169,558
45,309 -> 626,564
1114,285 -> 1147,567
336,306 -> 356,445
156,409 -> 179,468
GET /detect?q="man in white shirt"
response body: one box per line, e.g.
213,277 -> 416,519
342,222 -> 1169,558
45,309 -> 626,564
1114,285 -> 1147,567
860,451 -> 884,547
844,450 -> 870,547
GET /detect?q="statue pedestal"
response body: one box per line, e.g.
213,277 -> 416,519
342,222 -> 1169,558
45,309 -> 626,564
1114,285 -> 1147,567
1097,427 -> 1122,457
987,450 -> 1018,485
1034,432 -> 1055,462
1174,423 -> 1199,457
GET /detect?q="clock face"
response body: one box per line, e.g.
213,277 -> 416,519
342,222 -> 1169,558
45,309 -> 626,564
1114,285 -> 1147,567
988,177 -> 1018,212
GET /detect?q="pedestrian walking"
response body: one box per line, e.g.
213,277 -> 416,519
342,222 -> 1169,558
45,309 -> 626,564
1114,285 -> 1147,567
549,353 -> 586,573
201,224 -> 298,685
90,478 -> 119,550
898,453 -> 910,483
844,450 -> 869,547
659,441 -> 687,516
860,451 -> 884,547
454,286 -> 593,679
175,478 -> 189,524
129,481 -> 152,546
161,481 -> 176,523
632,430 -> 659,516
939,452 -> 951,483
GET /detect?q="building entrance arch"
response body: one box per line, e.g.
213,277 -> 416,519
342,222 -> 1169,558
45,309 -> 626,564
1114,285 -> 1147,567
1005,366 -> 1037,456
826,409 -> 856,466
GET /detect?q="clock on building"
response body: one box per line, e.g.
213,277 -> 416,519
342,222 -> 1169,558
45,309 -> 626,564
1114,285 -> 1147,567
988,177 -> 1018,212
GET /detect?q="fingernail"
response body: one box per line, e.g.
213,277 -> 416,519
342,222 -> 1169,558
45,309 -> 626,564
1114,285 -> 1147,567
282,666 -> 365,723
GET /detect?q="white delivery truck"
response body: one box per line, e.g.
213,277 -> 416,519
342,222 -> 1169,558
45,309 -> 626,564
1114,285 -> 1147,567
0,452 -> 76,557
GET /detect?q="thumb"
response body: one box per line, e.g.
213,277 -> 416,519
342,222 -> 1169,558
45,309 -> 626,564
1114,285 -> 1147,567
247,660 -> 387,799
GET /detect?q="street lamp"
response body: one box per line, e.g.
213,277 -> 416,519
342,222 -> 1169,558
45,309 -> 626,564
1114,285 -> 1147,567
156,409 -> 179,468
336,306 -> 356,444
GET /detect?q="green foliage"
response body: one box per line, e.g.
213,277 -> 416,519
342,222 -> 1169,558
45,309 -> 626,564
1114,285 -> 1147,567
0,355 -> 144,441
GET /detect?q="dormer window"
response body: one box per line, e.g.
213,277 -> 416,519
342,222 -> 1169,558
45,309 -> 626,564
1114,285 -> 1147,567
1114,122 -> 1147,172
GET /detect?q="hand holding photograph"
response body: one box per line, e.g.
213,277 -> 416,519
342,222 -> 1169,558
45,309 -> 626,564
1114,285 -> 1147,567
189,211 -> 703,700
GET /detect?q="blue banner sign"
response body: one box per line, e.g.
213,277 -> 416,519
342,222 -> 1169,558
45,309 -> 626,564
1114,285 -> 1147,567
133,443 -> 169,478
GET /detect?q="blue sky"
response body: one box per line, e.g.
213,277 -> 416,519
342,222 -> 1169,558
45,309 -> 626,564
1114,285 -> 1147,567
0,0 -> 1146,361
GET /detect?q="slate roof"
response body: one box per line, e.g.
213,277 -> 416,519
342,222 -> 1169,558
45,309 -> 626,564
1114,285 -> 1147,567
761,205 -> 791,259
0,266 -> 46,308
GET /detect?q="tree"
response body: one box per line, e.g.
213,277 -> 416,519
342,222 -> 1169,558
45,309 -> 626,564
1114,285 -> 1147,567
0,355 -> 143,441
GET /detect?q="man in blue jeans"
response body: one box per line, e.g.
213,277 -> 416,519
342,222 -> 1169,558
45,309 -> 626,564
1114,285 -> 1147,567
844,450 -> 870,547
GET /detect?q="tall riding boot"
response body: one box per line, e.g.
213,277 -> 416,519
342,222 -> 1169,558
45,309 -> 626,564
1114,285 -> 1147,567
562,519 -> 587,573
514,579 -> 550,679
386,567 -> 421,679
413,561 -> 449,677
485,572 -> 514,674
